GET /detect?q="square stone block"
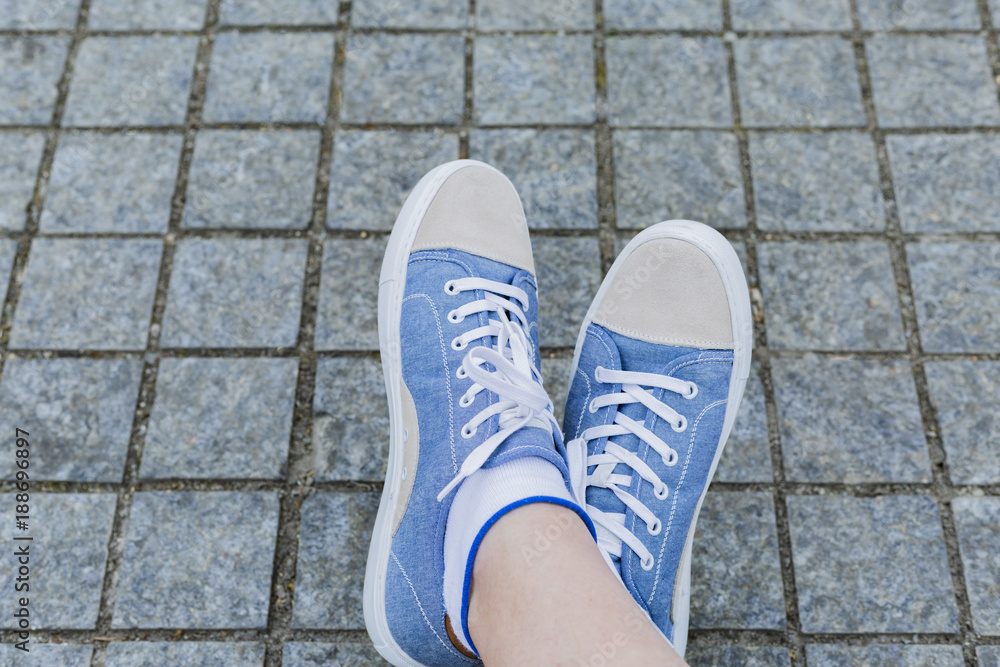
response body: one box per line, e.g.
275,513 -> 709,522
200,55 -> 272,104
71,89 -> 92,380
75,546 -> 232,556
477,0 -> 593,29
283,642 -> 390,666
604,0 -> 722,29
856,0 -> 980,29
952,497 -> 1000,634
686,647 -> 791,666
0,0 -> 81,29
105,642 -> 265,666
0,36 -> 70,125
218,0 -> 337,24
732,0 -> 852,29
715,363 -> 771,482
0,132 -> 44,230
88,0 -> 206,29
533,237 -> 602,347
315,237 -> 385,350
351,0 -> 468,28
807,644 -> 964,666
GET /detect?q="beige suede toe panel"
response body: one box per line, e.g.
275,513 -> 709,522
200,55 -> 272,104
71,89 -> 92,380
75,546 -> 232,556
411,165 -> 535,274
593,239 -> 734,349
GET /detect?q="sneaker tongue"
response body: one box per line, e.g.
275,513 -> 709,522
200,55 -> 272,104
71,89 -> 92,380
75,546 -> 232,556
584,331 -> 701,571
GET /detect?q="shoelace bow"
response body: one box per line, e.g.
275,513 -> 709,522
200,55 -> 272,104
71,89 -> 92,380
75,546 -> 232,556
568,366 -> 698,570
436,277 -> 558,501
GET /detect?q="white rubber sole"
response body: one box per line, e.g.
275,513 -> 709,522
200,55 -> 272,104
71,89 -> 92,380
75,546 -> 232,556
566,220 -> 754,659
363,160 -> 518,667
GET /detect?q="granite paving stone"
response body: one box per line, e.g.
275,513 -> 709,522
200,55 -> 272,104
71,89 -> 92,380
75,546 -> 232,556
312,357 -> 388,481
544,356 -> 573,430
952,497 -> 1000,634
341,33 -> 464,125
603,0 -> 722,29
161,238 -> 308,348
750,132 -> 884,232
350,0 -> 468,28
203,32 -> 334,123
757,241 -> 905,351
606,36 -> 730,128
327,130 -> 459,231
218,0 -> 337,24
533,236 -> 602,347
691,492 -> 785,630
113,491 -> 279,628
787,494 -> 959,633
315,237 -> 385,350
614,130 -> 745,229
0,358 -> 142,481
0,36 -> 70,125
807,644 -> 964,666
731,0 -> 852,30
142,358 -> 297,479
292,492 -> 379,629
925,362 -> 1000,485
88,0 -> 206,29
477,0 -> 593,29
907,242 -> 1000,353
469,129 -> 598,230
856,0 -> 980,29
0,239 -> 16,285
686,647 -> 791,666
40,132 -> 182,234
981,647 -> 1000,667
715,363 -> 772,483
284,642 -> 390,666
0,494 -> 116,629
475,35 -> 595,126
183,130 -> 320,230
0,132 -> 43,230
888,133 -> 1000,233
10,238 -> 162,350
63,36 -> 198,127
0,643 -> 93,666
866,36 -> 1000,128
772,358 -> 929,483
0,0 -> 81,29
105,642 -> 265,666
734,37 -> 865,128
993,0 -> 1000,26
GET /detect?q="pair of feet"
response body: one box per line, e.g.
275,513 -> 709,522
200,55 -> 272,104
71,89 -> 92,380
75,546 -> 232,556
363,161 -> 753,666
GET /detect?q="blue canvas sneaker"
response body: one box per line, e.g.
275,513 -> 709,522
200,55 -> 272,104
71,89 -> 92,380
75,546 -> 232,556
364,160 -> 594,666
563,220 -> 753,658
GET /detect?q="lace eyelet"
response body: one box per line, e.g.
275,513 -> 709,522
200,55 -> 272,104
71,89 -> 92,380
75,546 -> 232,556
444,280 -> 459,295
647,519 -> 662,536
662,450 -> 679,467
456,367 -> 467,379
451,338 -> 467,351
459,395 -> 473,408
640,555 -> 654,571
654,484 -> 669,500
588,400 -> 598,414
447,310 -> 464,324
594,366 -> 606,382
684,382 -> 699,399
461,425 -> 476,439
671,415 -> 687,433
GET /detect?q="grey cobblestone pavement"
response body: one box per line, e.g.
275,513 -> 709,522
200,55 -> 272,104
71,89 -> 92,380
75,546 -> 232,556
1,0 -> 999,665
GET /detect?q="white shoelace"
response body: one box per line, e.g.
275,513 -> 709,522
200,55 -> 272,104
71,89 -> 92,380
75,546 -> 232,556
436,277 -> 558,501
568,366 -> 698,570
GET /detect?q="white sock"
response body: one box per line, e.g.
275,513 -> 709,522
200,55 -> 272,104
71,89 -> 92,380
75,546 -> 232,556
442,456 -> 578,653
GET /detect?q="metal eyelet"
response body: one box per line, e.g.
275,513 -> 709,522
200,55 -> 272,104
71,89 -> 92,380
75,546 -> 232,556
640,555 -> 654,571
671,415 -> 687,433
647,519 -> 662,536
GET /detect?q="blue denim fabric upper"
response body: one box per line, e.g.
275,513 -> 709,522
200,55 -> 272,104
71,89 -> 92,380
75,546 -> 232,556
386,249 -> 572,665
564,323 -> 733,640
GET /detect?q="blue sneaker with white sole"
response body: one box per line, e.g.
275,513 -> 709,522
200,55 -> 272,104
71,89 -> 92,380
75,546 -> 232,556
364,160 -> 594,666
563,220 -> 753,658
